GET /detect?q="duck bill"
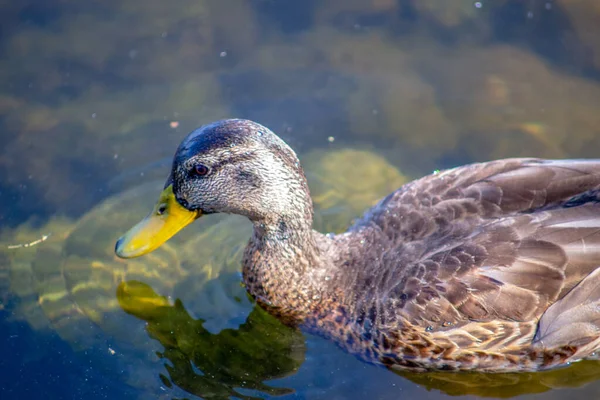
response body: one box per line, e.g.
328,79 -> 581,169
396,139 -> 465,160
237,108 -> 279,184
115,184 -> 201,258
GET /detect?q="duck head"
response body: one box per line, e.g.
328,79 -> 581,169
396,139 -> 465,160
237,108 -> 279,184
115,119 -> 312,258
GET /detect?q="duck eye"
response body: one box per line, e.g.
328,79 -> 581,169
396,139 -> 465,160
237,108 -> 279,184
193,164 -> 210,177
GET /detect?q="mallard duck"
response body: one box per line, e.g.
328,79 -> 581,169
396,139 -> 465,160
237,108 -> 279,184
115,119 -> 600,373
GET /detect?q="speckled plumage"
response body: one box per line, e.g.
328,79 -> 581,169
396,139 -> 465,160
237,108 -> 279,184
163,119 -> 600,372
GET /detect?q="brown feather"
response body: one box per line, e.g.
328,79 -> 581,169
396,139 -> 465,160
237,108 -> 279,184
318,158 -> 600,370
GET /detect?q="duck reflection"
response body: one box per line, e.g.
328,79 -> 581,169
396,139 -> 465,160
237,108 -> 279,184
397,360 -> 600,398
116,278 -> 600,399
116,279 -> 305,400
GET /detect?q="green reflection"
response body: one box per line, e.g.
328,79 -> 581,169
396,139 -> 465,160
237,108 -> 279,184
397,360 -> 600,398
114,275 -> 600,399
117,279 -> 304,399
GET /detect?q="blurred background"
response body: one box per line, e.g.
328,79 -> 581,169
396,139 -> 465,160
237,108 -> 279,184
2,1 -> 600,399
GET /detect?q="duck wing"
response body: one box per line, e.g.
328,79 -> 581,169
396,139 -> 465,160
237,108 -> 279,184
347,159 -> 600,349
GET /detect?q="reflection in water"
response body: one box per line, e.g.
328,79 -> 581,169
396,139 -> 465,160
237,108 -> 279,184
116,280 -> 304,400
114,279 -> 600,399
398,361 -> 600,398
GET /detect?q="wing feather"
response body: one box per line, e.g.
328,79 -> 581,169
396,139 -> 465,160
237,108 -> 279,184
344,158 -> 600,355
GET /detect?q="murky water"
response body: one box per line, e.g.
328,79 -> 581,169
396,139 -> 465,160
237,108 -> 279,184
3,1 -> 600,399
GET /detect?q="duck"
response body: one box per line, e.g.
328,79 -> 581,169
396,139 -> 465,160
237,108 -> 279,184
115,118 -> 600,373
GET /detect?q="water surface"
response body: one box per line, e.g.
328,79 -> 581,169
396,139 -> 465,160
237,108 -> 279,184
3,1 -> 600,399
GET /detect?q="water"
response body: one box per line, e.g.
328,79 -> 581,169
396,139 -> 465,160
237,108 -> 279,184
2,0 -> 600,399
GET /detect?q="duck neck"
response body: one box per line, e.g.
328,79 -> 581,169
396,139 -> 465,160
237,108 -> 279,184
242,206 -> 333,325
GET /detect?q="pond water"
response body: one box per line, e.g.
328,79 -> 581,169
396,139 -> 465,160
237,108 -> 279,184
2,1 -> 600,399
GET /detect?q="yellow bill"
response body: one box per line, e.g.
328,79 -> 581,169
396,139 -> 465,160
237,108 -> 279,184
115,184 -> 200,258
